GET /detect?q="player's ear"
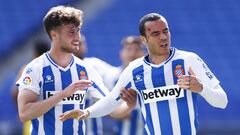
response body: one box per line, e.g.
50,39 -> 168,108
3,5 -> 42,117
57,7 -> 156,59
50,30 -> 57,40
140,35 -> 147,46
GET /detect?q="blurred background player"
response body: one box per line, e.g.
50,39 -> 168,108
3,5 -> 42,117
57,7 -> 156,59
104,36 -> 145,135
74,35 -> 111,135
12,40 -> 50,135
74,35 -> 145,135
73,35 -> 117,87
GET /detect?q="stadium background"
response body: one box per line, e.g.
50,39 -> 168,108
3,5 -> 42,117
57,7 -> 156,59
0,0 -> 239,134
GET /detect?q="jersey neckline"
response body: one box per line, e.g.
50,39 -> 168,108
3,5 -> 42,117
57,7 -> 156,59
45,52 -> 75,71
143,47 -> 176,67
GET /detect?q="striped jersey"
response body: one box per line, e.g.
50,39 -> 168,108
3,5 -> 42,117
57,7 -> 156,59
105,66 -> 144,135
17,53 -> 109,135
85,98 -> 103,135
84,57 -> 117,135
107,47 -> 219,135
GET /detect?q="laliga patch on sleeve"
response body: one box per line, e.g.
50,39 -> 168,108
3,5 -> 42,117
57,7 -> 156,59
23,76 -> 32,85
141,85 -> 184,104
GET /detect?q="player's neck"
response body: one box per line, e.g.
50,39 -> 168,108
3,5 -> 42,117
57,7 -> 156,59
48,48 -> 73,68
148,53 -> 169,65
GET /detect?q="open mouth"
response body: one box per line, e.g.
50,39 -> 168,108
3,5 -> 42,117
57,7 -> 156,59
160,44 -> 168,48
72,41 -> 79,46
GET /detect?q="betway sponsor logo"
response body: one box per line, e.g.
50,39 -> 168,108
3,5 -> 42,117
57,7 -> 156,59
46,91 -> 85,105
141,85 -> 184,103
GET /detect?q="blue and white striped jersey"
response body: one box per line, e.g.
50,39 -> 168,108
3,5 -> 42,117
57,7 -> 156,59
120,47 -> 219,135
84,57 -> 117,135
85,98 -> 103,135
17,53 -> 109,135
89,47 -> 221,135
104,66 -> 144,135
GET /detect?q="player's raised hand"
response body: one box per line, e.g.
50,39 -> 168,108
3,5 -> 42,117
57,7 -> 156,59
177,67 -> 203,93
120,88 -> 137,108
59,109 -> 90,121
62,80 -> 92,98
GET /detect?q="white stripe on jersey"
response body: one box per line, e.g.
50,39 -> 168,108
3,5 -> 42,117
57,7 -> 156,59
53,65 -> 63,135
143,63 -> 161,135
164,62 -> 181,135
122,119 -> 130,135
71,65 -> 80,135
184,64 -> 196,135
186,91 -> 196,135
38,117 -> 44,135
131,79 -> 151,135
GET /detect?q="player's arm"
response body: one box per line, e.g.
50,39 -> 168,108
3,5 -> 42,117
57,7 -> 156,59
59,65 -> 135,121
177,67 -> 227,108
199,83 -> 227,108
59,88 -> 136,121
12,65 -> 26,107
88,65 -> 135,118
18,80 -> 92,122
108,88 -> 137,119
177,54 -> 228,109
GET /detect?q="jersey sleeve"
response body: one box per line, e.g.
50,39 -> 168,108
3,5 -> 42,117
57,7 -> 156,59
87,64 -> 133,118
16,61 -> 41,95
186,53 -> 219,88
86,63 -> 110,99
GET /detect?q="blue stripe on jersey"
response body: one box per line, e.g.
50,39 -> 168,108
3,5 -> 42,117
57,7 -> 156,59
31,119 -> 39,135
60,69 -> 74,135
42,66 -> 55,135
137,94 -> 142,109
92,82 -> 106,96
192,93 -> 199,131
116,121 -> 123,135
76,64 -> 88,135
151,66 -> 173,135
125,82 -> 131,89
92,118 -> 98,135
172,59 -> 191,134
132,65 -> 154,135
115,82 -> 131,101
130,109 -> 138,135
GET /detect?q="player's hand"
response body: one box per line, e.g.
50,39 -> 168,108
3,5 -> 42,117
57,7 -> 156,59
59,109 -> 90,121
120,88 -> 137,108
177,67 -> 203,93
63,80 -> 92,98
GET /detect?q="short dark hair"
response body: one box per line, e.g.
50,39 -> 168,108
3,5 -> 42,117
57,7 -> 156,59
43,5 -> 83,39
139,13 -> 166,36
121,36 -> 144,49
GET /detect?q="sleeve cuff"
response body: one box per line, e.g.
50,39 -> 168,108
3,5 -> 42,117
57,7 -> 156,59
18,86 -> 40,95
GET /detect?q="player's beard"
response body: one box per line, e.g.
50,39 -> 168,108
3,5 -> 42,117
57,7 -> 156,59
60,43 -> 77,54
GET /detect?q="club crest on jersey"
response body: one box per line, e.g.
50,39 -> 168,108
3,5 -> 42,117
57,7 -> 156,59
79,71 -> 88,80
174,65 -> 184,78
23,76 -> 32,85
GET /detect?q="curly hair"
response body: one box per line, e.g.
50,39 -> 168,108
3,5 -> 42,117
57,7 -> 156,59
43,5 -> 83,39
